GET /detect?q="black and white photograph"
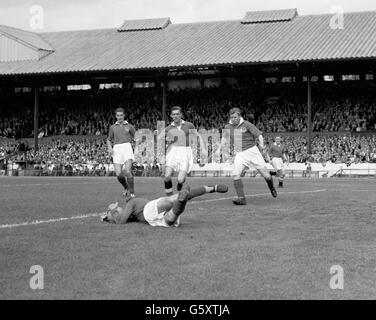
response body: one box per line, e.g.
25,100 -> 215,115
1,0 -> 376,308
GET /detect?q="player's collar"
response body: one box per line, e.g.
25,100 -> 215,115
229,117 -> 245,127
115,120 -> 128,125
171,120 -> 185,127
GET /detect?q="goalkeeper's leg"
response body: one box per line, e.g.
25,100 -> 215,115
162,184 -> 228,226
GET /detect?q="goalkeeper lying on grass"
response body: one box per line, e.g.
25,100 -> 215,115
101,184 -> 228,227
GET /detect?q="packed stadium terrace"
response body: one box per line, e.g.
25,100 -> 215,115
1,83 -> 376,172
1,83 -> 376,139
1,134 -> 376,176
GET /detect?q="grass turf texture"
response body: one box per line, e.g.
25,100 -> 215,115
0,176 -> 375,300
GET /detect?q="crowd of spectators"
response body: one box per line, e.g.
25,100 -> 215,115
267,135 -> 376,164
1,83 -> 376,139
1,133 -> 376,176
0,141 -> 18,159
257,98 -> 376,133
0,138 -> 164,176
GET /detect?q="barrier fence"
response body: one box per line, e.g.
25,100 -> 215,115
1,166 -> 375,178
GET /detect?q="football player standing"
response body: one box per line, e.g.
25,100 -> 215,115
107,107 -> 136,200
223,108 -> 277,205
269,136 -> 288,188
157,106 -> 206,196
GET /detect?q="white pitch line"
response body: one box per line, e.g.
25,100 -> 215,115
0,213 -> 103,229
0,182 -> 115,188
329,188 -> 376,192
0,189 -> 327,230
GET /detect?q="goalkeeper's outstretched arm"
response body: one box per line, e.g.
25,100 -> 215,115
106,201 -> 136,224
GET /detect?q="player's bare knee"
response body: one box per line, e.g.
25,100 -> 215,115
164,210 -> 177,226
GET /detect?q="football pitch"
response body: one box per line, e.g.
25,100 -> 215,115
0,176 -> 375,300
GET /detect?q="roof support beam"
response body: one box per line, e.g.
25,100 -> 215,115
162,73 -> 168,122
34,85 -> 39,152
307,75 -> 312,155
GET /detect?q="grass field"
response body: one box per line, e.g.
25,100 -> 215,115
0,176 -> 375,300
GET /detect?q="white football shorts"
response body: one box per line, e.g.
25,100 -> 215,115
233,145 -> 267,176
113,142 -> 134,165
143,198 -> 180,228
166,146 -> 194,173
271,157 -> 284,171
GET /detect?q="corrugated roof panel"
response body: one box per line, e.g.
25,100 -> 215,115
1,10 -> 376,75
0,25 -> 54,51
242,8 -> 297,24
118,17 -> 171,31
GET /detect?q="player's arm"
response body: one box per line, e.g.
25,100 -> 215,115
283,151 -> 289,162
265,143 -> 273,163
258,135 -> 270,162
282,146 -> 289,162
257,134 -> 265,149
110,201 -> 136,224
129,124 -> 137,149
130,124 -> 136,141
246,122 -> 267,156
107,127 -> 114,156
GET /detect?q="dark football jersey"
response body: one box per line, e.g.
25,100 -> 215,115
224,120 -> 261,152
269,143 -> 287,159
165,121 -> 195,147
111,198 -> 149,224
108,121 -> 136,145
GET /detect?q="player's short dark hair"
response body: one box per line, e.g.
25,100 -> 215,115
115,107 -> 125,114
171,106 -> 182,114
229,107 -> 242,116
